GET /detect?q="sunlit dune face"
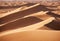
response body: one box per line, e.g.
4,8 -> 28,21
0,30 -> 60,41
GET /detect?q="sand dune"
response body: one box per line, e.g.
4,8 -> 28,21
0,2 -> 60,41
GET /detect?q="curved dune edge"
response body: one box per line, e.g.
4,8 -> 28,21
0,3 -> 40,18
0,17 -> 55,36
0,11 -> 48,26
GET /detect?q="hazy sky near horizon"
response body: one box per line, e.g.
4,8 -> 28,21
0,0 -> 59,1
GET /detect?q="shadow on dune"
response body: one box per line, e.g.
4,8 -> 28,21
46,12 -> 60,18
46,12 -> 60,30
0,4 -> 60,31
0,16 -> 42,32
0,3 -> 35,9
46,20 -> 60,30
0,5 -> 55,24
